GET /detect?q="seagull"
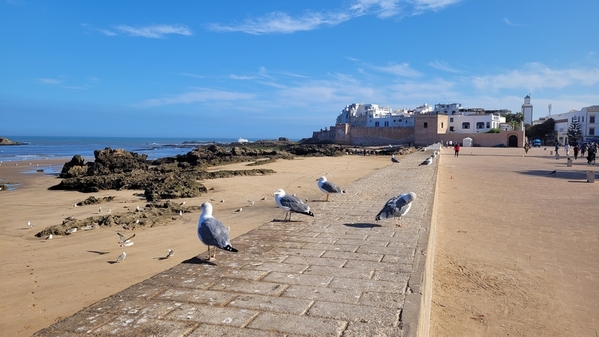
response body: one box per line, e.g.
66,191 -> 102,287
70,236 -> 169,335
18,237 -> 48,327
198,202 -> 238,260
66,227 -> 77,234
116,252 -> 126,263
273,189 -> 314,221
27,221 -> 35,229
180,201 -> 186,206
165,249 -> 174,259
220,199 -> 225,203
45,234 -> 53,240
316,176 -> 345,201
179,210 -> 183,216
549,170 -> 557,175
117,232 -> 135,246
375,192 -> 417,227
235,208 -> 242,212
260,197 -> 267,201
99,207 -> 102,213
391,155 -> 399,163
107,209 -> 112,215
420,157 -> 433,166
82,225 -> 92,231
246,199 -> 254,206
136,206 -> 142,211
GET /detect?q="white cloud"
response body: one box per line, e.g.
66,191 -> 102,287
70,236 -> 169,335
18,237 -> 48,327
428,60 -> 460,73
371,62 -> 422,77
229,74 -> 256,80
206,0 -> 461,35
206,10 -> 353,35
134,88 -> 255,108
503,18 -> 523,26
37,78 -> 64,85
471,63 -> 599,91
115,24 -> 192,38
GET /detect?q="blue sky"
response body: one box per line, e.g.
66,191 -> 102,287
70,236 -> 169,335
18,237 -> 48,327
1,0 -> 598,139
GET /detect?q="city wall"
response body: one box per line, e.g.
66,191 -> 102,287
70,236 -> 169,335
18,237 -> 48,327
311,124 -> 414,146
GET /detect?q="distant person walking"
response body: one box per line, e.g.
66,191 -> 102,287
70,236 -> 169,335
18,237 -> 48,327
581,143 -> 587,157
587,145 -> 596,165
565,144 -> 570,156
574,144 -> 580,160
555,143 -> 559,156
454,143 -> 460,157
524,144 -> 530,154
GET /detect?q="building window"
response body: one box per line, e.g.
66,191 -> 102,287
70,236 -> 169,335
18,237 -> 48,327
424,122 -> 428,128
375,121 -> 379,127
449,126 -> 455,132
462,122 -> 470,129
591,115 -> 596,123
441,122 -> 444,128
590,128 -> 595,136
449,117 -> 454,122
486,122 -> 491,128
384,121 -> 389,127
476,122 -> 485,129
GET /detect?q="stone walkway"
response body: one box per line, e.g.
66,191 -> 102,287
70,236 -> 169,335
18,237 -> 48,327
33,149 -> 439,337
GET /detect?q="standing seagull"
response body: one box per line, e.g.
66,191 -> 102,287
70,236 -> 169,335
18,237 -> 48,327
116,252 -> 126,263
273,189 -> 314,221
198,202 -> 238,260
316,176 -> 345,201
420,157 -> 433,166
391,155 -> 399,163
375,192 -> 417,227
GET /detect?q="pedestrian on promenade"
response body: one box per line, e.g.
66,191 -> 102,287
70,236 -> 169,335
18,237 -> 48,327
587,145 -> 596,165
574,144 -> 580,160
582,143 -> 587,157
524,144 -> 530,154
454,143 -> 460,157
565,144 -> 570,156
555,143 -> 559,155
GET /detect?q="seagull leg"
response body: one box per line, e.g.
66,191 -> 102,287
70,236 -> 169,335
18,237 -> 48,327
395,218 -> 402,227
326,194 -> 329,202
206,246 -> 212,260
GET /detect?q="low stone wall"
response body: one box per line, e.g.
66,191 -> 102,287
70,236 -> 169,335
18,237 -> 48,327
311,124 -> 413,146
416,130 -> 525,148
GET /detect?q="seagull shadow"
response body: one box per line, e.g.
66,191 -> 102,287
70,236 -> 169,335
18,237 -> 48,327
344,223 -> 382,228
156,256 -> 172,261
88,250 -> 110,255
107,260 -> 120,264
182,256 -> 217,266
271,219 -> 303,223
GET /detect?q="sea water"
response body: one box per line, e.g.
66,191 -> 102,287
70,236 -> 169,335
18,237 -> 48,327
0,136 -> 256,162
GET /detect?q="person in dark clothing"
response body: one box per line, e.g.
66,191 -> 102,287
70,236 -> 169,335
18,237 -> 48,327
574,144 -> 580,160
454,143 -> 460,157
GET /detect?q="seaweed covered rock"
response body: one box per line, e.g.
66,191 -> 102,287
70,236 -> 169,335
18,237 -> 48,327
59,154 -> 89,178
91,148 -> 148,175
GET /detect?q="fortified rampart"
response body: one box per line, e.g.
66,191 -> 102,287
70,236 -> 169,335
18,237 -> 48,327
311,124 -> 413,146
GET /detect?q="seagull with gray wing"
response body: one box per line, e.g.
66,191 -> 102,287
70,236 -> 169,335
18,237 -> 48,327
273,189 -> 314,221
375,192 -> 417,227
317,176 -> 345,201
198,202 -> 238,260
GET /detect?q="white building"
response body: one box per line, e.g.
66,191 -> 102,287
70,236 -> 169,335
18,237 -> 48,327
434,103 -> 461,115
521,95 -> 533,125
533,105 -> 599,144
447,113 -> 505,133
336,103 -> 414,127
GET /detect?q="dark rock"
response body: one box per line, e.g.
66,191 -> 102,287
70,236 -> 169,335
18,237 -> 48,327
0,137 -> 25,145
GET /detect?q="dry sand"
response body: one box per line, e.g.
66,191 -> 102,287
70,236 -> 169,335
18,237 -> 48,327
0,155 -> 390,337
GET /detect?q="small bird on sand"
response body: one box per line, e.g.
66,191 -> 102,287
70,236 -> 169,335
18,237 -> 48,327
273,189 -> 314,221
375,192 -> 417,227
116,252 -> 126,263
420,157 -> 433,166
391,155 -> 399,163
165,249 -> 174,259
46,234 -> 53,240
27,221 -> 35,229
117,232 -> 135,247
198,202 -> 238,260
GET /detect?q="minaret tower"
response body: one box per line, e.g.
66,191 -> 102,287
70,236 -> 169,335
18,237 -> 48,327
521,94 -> 533,125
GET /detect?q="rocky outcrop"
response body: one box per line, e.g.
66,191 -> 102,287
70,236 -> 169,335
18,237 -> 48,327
0,137 -> 24,145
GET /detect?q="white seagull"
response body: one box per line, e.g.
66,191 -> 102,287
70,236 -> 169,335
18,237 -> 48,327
198,202 -> 238,260
116,252 -> 126,263
46,234 -> 53,240
317,176 -> 345,202
420,157 -> 433,166
273,189 -> 314,221
117,232 -> 135,247
27,221 -> 35,229
375,192 -> 417,227
165,249 -> 175,259
391,154 -> 399,163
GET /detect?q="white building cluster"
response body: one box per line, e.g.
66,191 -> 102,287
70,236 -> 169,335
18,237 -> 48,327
533,105 -> 599,145
337,102 -> 508,134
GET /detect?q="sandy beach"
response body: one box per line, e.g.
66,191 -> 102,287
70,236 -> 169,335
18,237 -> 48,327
0,154 -> 391,337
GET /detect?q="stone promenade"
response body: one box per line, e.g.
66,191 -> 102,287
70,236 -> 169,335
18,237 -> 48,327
33,149 -> 439,337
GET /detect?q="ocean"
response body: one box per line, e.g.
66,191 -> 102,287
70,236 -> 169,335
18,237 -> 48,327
0,136 -> 258,162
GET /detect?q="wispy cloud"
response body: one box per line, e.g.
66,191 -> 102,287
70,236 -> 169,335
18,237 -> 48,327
471,63 -> 599,91
206,0 -> 461,35
134,88 -> 255,108
37,78 -> 64,85
503,17 -> 523,26
206,10 -> 353,35
371,62 -> 422,77
428,60 -> 459,73
115,24 -> 192,38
